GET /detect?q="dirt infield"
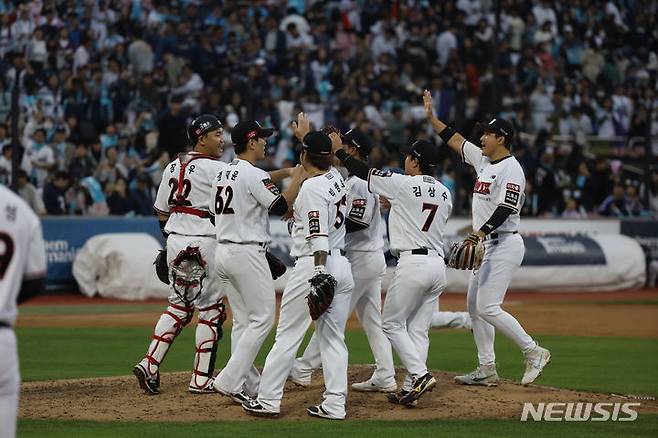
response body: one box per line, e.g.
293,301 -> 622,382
17,289 -> 658,338
19,366 -> 658,422
16,289 -> 658,423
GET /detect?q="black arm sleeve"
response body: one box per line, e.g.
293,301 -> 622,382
18,277 -> 45,304
345,217 -> 368,233
479,205 -> 515,234
335,149 -> 371,180
268,195 -> 289,216
159,219 -> 169,239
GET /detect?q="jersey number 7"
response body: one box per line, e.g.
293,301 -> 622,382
421,203 -> 438,232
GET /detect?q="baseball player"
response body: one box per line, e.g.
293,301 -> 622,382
133,114 -> 228,395
423,90 -> 551,386
242,115 -> 354,420
209,120 -> 307,403
432,308 -> 471,329
331,132 -> 452,407
289,128 -> 396,393
0,185 -> 47,438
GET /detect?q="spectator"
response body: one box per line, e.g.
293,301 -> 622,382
0,143 -> 11,185
106,177 -> 135,215
156,97 -> 188,158
128,174 -> 154,216
561,198 -> 588,219
599,183 -> 633,217
69,144 -> 96,181
16,170 -> 45,215
43,171 -> 71,215
21,128 -> 55,188
51,127 -> 75,171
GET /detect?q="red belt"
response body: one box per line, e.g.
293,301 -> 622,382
170,206 -> 212,219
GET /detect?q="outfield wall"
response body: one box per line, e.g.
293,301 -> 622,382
41,216 -> 654,294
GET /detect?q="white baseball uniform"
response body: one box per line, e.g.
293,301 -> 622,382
211,158 -> 281,396
0,185 -> 47,438
368,169 -> 451,389
137,152 -> 227,391
256,168 -> 354,418
461,140 -> 537,365
291,174 -> 395,387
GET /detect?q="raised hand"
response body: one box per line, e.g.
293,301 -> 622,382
291,112 -> 311,140
423,89 -> 434,118
328,132 -> 343,154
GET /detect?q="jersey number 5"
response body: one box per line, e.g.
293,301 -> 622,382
0,232 -> 15,280
333,195 -> 347,228
421,203 -> 438,232
215,186 -> 235,214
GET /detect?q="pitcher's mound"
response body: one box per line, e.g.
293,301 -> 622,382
20,366 -> 658,422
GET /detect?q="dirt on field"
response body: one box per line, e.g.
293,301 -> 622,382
16,289 -> 658,422
19,366 -> 658,422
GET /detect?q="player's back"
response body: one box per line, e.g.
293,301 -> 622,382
369,170 -> 452,256
290,168 -> 347,257
0,186 -> 46,325
154,152 -> 226,237
212,158 -> 278,244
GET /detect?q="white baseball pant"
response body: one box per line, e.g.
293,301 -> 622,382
382,252 -> 446,390
467,233 -> 536,365
213,243 -> 275,395
292,250 -> 394,386
257,254 -> 353,418
0,329 -> 18,438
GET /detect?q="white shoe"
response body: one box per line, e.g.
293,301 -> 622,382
352,378 -> 397,393
288,370 -> 311,387
454,364 -> 499,386
522,346 -> 551,385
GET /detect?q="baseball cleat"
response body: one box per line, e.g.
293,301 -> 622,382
351,378 -> 397,393
242,399 -> 279,417
188,379 -> 219,394
306,405 -> 344,420
133,364 -> 160,395
386,390 -> 418,407
398,373 -> 436,405
216,388 -> 252,404
521,346 -> 551,385
454,364 -> 499,386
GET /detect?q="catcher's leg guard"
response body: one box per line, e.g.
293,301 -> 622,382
189,302 -> 226,390
138,303 -> 194,378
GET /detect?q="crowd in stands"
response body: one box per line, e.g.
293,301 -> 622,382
0,0 -> 656,218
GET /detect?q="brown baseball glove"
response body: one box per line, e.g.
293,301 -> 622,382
447,233 -> 485,270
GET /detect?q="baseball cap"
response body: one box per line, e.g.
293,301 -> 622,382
342,128 -> 373,156
231,120 -> 274,146
301,131 -> 332,156
477,117 -> 515,144
187,114 -> 223,144
409,140 -> 439,167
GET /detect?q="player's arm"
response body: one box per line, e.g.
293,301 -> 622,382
474,178 -> 523,238
267,165 -> 307,215
268,167 -> 293,184
158,212 -> 170,239
330,133 -> 371,180
423,89 -> 466,154
345,184 -> 373,233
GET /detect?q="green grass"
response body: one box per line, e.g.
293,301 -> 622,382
16,327 -> 658,396
18,416 -> 658,438
19,303 -> 167,315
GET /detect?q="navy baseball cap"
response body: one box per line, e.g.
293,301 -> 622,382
409,140 -> 439,167
477,117 -> 514,144
342,128 -> 373,156
231,120 -> 274,146
301,131 -> 332,156
187,114 -> 223,144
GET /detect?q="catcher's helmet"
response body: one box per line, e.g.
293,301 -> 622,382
187,114 -> 223,145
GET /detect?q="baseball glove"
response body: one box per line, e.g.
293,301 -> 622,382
154,249 -> 169,284
447,233 -> 485,270
265,250 -> 287,280
306,272 -> 337,320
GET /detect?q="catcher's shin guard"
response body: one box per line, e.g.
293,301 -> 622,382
139,303 -> 194,376
189,302 -> 227,390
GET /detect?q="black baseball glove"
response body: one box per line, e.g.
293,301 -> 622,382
265,250 -> 287,280
154,249 -> 169,284
306,272 -> 337,320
